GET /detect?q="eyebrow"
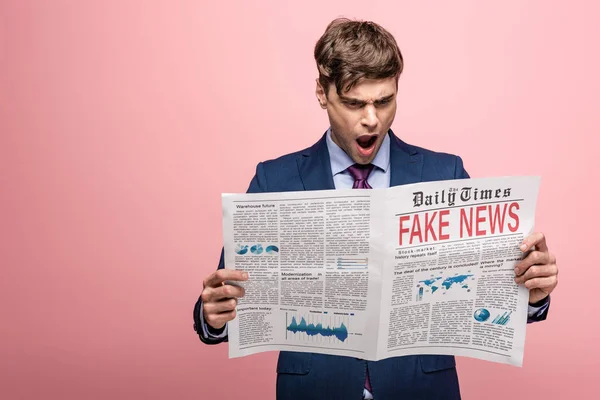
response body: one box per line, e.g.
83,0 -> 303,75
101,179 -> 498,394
339,94 -> 395,104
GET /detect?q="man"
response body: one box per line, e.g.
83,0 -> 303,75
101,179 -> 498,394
193,18 -> 558,399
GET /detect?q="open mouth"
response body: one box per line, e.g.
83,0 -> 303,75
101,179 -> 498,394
356,135 -> 377,149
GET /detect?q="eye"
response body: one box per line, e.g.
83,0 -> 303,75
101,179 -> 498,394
344,101 -> 362,109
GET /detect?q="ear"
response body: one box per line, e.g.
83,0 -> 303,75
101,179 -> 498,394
315,79 -> 328,109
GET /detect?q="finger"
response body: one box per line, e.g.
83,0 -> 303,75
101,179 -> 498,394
202,284 -> 245,303
515,262 -> 558,284
204,269 -> 248,288
514,250 -> 550,276
204,298 -> 238,315
520,232 -> 548,253
523,275 -> 558,291
205,309 -> 237,330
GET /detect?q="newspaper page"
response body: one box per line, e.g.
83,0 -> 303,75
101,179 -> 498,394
222,176 -> 539,366
222,189 -> 383,360
377,176 -> 538,366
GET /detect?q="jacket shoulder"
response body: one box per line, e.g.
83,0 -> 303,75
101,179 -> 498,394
248,143 -> 316,192
395,137 -> 469,179
399,139 -> 461,162
261,146 -> 308,169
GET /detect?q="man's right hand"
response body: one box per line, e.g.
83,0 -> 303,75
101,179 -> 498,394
201,269 -> 248,330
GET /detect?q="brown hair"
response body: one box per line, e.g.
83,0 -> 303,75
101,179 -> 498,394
314,18 -> 404,96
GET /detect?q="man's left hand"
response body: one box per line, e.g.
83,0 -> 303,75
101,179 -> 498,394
514,232 -> 559,304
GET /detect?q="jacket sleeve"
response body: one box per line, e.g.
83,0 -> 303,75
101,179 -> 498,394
527,296 -> 551,323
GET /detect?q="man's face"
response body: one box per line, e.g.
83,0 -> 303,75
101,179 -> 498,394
316,77 -> 397,165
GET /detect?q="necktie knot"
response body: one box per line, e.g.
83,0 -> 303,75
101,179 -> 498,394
347,163 -> 374,189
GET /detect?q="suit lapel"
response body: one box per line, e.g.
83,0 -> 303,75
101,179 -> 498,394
297,133 -> 336,191
389,130 -> 423,187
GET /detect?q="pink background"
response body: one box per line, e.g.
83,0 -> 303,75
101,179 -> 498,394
1,1 -> 598,398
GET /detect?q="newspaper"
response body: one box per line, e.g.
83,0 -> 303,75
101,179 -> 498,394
222,176 -> 539,366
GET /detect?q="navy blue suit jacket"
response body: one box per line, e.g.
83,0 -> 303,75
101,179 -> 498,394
194,131 -> 548,399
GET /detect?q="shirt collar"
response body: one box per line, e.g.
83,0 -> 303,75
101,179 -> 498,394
325,128 -> 390,176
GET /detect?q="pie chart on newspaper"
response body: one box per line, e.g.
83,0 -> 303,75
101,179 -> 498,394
266,245 -> 279,254
473,308 -> 490,322
235,244 -> 248,255
250,244 -> 263,255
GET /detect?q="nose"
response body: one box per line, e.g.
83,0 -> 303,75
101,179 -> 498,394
361,104 -> 378,130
